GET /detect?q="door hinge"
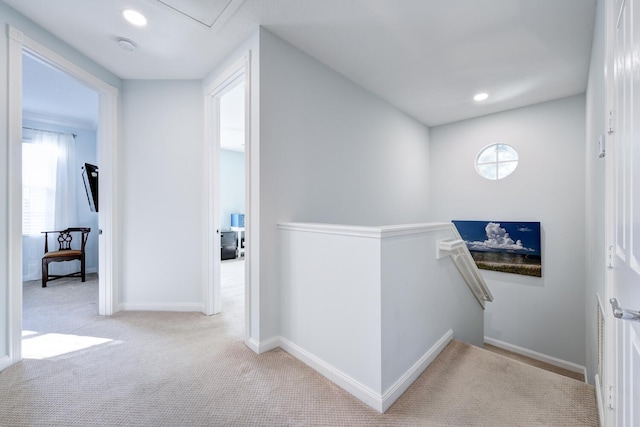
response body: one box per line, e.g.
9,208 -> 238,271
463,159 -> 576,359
607,385 -> 615,409
607,245 -> 614,269
608,110 -> 615,134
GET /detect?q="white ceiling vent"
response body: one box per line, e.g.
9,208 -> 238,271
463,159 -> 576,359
156,0 -> 244,29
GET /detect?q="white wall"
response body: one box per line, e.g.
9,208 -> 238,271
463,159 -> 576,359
380,227 -> 484,392
584,0 -> 606,385
220,149 -> 245,231
0,1 -> 122,367
259,28 -> 431,341
430,95 -> 587,365
120,80 -> 204,310
279,227 -> 383,392
279,222 -> 485,412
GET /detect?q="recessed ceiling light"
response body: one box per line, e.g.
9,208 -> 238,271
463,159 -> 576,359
117,37 -> 137,52
122,9 -> 147,26
474,93 -> 489,101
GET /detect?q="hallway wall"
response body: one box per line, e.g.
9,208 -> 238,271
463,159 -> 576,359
120,80 -> 204,310
430,95 -> 587,365
258,28 -> 432,340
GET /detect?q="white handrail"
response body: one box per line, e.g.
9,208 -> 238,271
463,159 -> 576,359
436,230 -> 494,309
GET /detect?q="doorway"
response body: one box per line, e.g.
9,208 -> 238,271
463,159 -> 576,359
204,53 -> 253,348
20,52 -> 101,358
219,80 -> 246,338
6,25 -> 118,367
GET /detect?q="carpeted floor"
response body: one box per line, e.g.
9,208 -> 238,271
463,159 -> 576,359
483,343 -> 585,382
0,264 -> 599,426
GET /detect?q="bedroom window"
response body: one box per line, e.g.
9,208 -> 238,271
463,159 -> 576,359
22,128 -> 76,235
22,140 -> 58,235
475,143 -> 518,180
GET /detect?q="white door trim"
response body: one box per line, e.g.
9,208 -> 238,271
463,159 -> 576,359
6,24 -> 118,365
203,52 -> 255,349
603,1 -> 616,425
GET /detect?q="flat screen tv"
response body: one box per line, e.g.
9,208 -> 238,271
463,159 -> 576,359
82,163 -> 98,212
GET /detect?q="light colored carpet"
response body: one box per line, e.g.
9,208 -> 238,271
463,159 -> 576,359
1,265 -> 598,426
483,343 -> 585,382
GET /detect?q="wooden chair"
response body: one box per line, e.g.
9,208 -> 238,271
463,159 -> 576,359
41,228 -> 91,288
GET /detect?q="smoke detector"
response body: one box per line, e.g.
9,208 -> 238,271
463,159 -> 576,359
117,37 -> 137,52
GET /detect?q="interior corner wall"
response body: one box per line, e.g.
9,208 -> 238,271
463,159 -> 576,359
258,28 -> 431,340
584,0 -> 606,385
429,95 -> 587,365
0,1 -> 122,366
120,80 -> 204,310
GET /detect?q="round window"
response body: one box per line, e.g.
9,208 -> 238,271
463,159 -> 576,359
475,143 -> 518,180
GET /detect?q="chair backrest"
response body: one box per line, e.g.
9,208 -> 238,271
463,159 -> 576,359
66,227 -> 91,252
57,230 -> 74,251
44,228 -> 91,253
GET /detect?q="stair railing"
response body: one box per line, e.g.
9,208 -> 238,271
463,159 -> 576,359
436,226 -> 493,308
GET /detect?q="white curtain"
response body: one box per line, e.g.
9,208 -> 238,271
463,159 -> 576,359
22,129 -> 78,281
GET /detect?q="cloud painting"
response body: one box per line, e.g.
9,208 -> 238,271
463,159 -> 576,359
452,220 -> 542,277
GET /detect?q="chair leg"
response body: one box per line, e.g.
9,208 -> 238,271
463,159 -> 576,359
42,259 -> 48,288
81,257 -> 86,282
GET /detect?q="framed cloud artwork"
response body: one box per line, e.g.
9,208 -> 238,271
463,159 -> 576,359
452,220 -> 542,277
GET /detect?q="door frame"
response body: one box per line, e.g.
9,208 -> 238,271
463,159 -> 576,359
6,25 -> 118,366
203,52 -> 253,347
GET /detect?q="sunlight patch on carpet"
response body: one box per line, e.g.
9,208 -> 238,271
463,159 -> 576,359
22,332 -> 114,359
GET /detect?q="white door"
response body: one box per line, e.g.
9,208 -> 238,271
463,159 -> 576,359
607,0 -> 640,425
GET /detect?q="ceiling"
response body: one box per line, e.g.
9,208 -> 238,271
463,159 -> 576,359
4,0 -> 597,127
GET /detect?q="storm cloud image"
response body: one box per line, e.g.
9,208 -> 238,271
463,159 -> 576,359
466,222 -> 536,253
452,220 -> 542,277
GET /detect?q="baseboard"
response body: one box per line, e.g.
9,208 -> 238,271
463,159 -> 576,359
119,302 -> 203,312
594,374 -> 604,427
279,330 -> 453,414
246,336 -> 280,354
484,336 -> 587,380
278,337 -> 383,412
381,330 -> 453,412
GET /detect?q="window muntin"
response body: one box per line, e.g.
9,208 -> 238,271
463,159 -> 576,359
475,143 -> 518,180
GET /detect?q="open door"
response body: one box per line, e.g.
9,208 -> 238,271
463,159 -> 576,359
605,0 -> 640,424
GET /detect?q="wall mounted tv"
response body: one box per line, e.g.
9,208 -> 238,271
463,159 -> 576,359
82,163 -> 98,212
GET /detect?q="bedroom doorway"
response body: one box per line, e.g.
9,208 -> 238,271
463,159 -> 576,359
218,80 -> 246,338
21,52 -> 101,359
204,52 -> 253,349
6,26 -> 118,370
